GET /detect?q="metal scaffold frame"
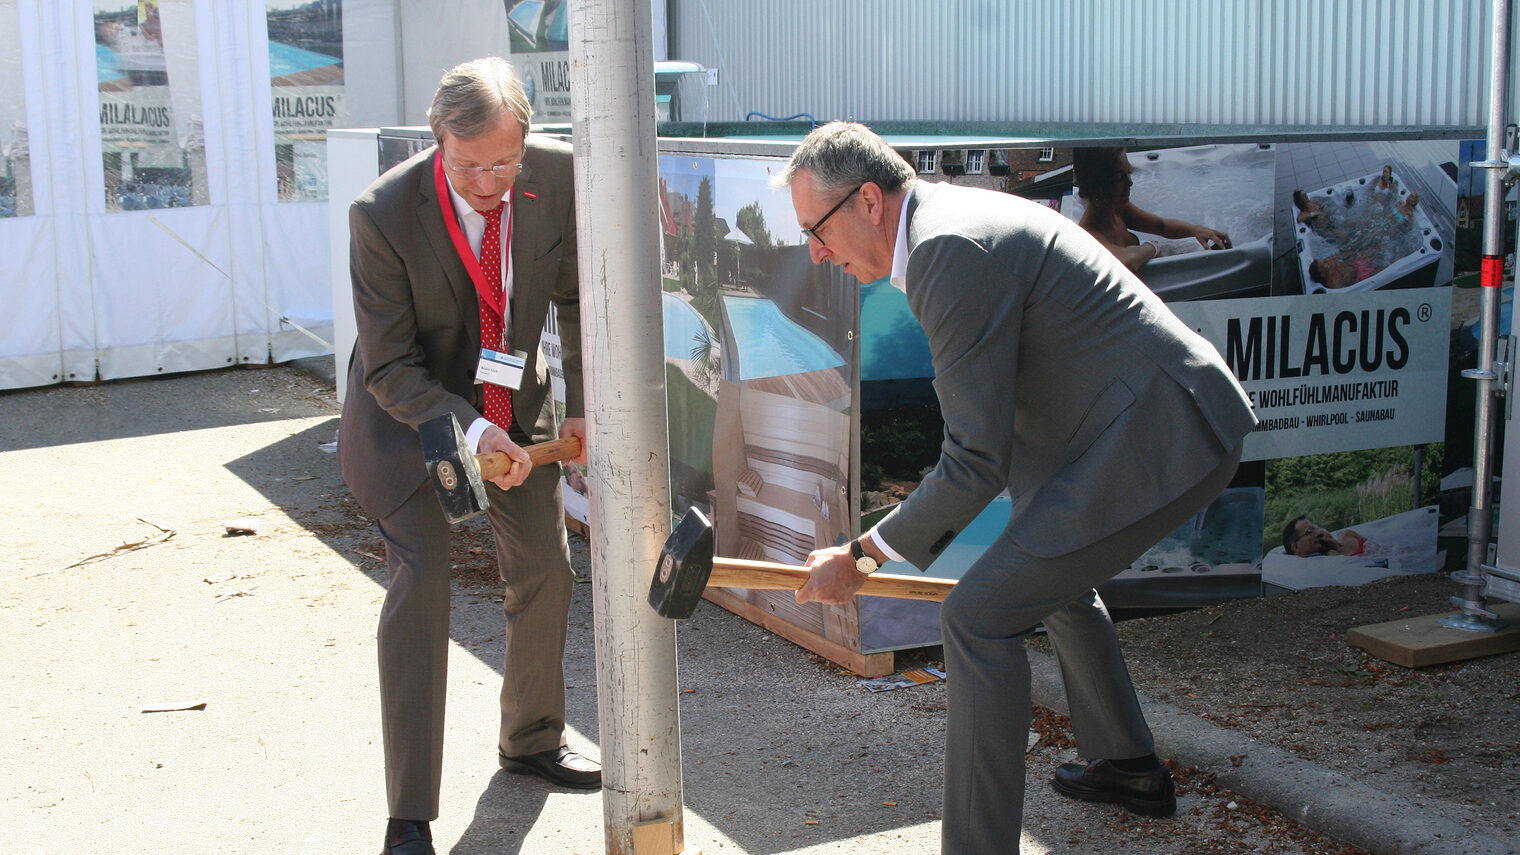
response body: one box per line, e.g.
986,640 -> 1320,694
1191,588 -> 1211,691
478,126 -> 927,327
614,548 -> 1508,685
1456,0 -> 1518,632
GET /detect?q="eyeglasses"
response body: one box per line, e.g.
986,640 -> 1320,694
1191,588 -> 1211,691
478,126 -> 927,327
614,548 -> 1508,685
1292,526 -> 1323,548
801,184 -> 862,247
445,160 -> 524,180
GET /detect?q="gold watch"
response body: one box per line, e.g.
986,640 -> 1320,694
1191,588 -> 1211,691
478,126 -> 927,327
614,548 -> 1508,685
850,538 -> 880,576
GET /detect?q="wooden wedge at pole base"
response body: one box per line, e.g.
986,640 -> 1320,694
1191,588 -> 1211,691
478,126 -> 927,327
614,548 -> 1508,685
1348,601 -> 1520,667
630,818 -> 684,855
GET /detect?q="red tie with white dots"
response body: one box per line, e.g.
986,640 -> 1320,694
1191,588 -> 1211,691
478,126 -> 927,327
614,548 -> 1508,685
478,202 -> 512,431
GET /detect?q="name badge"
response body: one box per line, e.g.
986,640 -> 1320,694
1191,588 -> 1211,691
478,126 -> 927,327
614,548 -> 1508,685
476,348 -> 527,389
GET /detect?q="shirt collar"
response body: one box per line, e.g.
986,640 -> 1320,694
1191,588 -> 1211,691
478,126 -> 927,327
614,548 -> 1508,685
889,188 -> 912,293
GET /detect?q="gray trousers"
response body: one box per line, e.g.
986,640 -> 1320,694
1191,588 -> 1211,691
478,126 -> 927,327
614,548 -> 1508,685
376,460 -> 574,821
939,448 -> 1241,854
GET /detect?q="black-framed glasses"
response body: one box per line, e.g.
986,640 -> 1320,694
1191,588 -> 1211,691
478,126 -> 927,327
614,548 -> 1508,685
801,184 -> 862,247
1291,525 -> 1323,550
446,160 -> 524,180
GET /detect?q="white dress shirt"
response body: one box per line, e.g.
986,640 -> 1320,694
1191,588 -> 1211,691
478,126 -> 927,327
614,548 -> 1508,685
867,190 -> 917,565
443,179 -> 516,453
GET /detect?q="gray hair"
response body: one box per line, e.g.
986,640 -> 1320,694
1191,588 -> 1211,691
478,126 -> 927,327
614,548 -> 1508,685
770,121 -> 916,194
428,57 -> 532,143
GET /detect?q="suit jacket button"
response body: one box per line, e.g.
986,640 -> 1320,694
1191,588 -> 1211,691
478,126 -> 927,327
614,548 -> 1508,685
929,530 -> 955,554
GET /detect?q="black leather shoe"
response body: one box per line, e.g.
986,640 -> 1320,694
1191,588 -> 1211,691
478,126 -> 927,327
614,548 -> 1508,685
1051,759 -> 1177,817
499,746 -> 602,789
382,818 -> 434,855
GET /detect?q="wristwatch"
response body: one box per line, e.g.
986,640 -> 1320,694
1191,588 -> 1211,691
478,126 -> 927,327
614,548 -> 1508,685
850,538 -> 880,576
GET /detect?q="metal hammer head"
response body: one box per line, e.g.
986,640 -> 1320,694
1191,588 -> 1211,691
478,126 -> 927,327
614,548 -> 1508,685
649,507 -> 715,619
419,412 -> 488,524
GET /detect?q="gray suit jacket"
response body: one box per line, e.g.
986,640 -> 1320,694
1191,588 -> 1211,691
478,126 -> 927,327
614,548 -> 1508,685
339,137 -> 582,520
875,181 -> 1256,567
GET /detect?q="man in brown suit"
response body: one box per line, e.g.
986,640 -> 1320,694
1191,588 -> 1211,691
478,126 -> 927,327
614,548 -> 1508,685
337,57 -> 596,855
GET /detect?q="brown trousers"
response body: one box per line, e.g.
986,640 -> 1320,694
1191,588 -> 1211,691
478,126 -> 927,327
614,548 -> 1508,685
375,460 -> 573,821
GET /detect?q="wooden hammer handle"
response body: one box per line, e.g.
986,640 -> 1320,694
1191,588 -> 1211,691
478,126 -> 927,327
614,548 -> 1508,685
476,436 -> 583,481
709,557 -> 953,602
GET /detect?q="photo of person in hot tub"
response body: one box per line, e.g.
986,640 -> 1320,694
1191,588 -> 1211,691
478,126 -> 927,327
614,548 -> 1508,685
1294,182 -> 1421,234
1292,189 -> 1347,241
1279,140 -> 1458,295
1301,192 -> 1424,289
1306,249 -> 1378,289
1072,146 -> 1234,272
1393,190 -> 1422,223
1282,515 -> 1375,558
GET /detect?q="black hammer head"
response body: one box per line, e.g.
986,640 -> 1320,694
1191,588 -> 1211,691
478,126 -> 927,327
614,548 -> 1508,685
419,412 -> 488,524
649,507 -> 715,619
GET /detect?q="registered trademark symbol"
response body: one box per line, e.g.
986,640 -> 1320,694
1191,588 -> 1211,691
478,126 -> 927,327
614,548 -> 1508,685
1417,303 -> 1432,322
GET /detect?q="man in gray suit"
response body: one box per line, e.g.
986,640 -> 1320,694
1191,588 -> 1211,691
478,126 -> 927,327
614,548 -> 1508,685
338,57 -> 597,855
776,123 -> 1256,854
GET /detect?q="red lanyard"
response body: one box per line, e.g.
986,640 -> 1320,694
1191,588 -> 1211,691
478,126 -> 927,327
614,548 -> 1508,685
433,149 -> 512,320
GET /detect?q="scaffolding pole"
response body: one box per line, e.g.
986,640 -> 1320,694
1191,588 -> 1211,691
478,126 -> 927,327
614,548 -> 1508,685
1450,0 -> 1514,632
568,0 -> 686,852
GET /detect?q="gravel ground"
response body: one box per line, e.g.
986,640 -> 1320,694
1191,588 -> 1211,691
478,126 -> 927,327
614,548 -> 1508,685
1068,573 -> 1520,844
3,364 -> 1514,854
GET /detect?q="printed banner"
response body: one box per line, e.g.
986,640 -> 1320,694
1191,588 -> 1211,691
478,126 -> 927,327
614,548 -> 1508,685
271,85 -> 344,136
94,0 -> 208,211
267,0 -> 344,202
99,86 -> 174,146
1171,289 -> 1453,461
504,0 -> 571,123
0,0 -> 31,217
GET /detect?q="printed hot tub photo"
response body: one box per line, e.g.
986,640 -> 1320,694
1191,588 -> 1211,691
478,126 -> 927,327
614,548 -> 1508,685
1294,168 -> 1443,294
1063,143 -> 1277,302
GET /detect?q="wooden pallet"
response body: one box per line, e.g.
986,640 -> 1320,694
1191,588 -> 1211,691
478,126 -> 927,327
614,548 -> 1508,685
1348,601 -> 1520,667
701,586 -> 895,677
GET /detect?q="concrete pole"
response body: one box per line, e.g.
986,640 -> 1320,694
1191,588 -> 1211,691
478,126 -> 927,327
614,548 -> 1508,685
566,1 -> 686,852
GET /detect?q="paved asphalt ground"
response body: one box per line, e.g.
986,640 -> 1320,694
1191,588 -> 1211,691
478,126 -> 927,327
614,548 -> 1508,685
2,361 -> 1514,855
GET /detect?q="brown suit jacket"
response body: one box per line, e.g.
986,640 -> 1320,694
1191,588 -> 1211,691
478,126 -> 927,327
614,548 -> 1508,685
339,136 -> 582,520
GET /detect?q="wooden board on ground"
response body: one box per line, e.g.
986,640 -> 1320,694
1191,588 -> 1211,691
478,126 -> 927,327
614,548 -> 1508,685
1348,601 -> 1520,667
702,587 -> 895,677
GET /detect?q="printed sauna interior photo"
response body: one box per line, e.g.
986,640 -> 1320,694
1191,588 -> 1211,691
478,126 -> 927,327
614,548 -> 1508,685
708,318 -> 852,645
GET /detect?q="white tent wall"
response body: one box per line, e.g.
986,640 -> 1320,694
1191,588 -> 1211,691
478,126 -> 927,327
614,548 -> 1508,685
396,0 -> 516,125
0,0 -> 542,391
220,2 -> 278,370
0,0 -> 64,388
35,1 -> 95,387
0,0 -> 367,391
79,0 -> 224,382
341,0 -> 401,127
225,1 -> 331,370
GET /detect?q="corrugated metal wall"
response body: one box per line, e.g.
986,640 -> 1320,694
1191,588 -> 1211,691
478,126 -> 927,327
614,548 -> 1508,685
669,0 -> 1507,128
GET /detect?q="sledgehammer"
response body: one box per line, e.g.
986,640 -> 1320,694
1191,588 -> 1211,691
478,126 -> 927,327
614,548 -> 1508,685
419,412 -> 581,523
648,508 -> 955,619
